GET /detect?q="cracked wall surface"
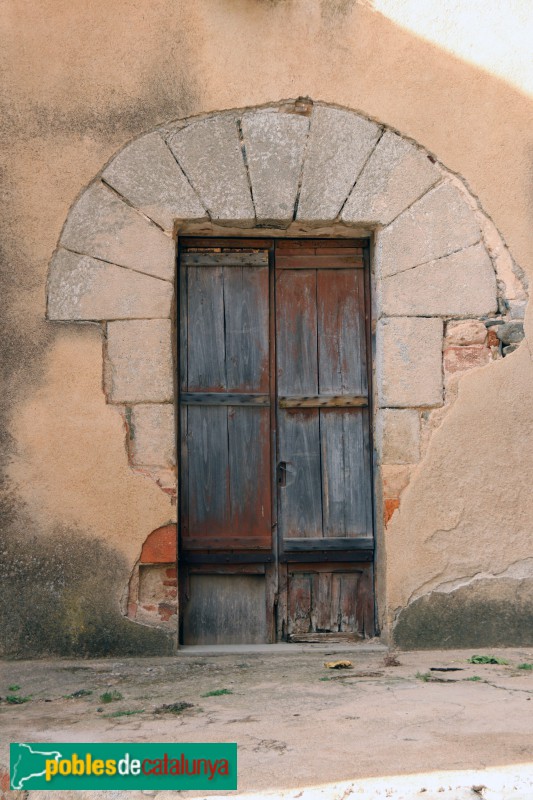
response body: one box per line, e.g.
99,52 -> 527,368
2,0 -> 533,654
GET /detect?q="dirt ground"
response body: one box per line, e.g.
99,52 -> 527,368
1,644 -> 532,799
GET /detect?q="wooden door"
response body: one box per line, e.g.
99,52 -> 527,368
178,238 -> 374,644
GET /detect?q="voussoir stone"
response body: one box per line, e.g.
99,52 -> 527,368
102,131 -> 206,231
342,130 -> 440,225
60,182 -> 175,280
105,319 -> 173,403
47,249 -> 173,321
378,317 -> 443,407
168,115 -> 255,225
242,110 -> 309,225
379,408 -> 421,465
377,183 -> 481,277
381,243 -> 497,317
130,404 -> 176,467
297,106 -> 381,222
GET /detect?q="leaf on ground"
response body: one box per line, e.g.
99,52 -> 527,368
324,660 -> 353,670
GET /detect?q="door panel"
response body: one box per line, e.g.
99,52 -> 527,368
180,247 -> 272,551
276,258 -> 372,544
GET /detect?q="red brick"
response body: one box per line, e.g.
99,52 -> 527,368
443,345 -> 491,374
140,524 -> 177,563
158,602 -> 177,622
165,567 -> 177,579
384,498 -> 400,525
487,328 -> 500,348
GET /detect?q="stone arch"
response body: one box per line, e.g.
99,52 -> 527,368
47,98 -> 527,543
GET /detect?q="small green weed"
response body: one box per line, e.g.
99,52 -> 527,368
201,689 -> 233,697
415,672 -> 431,682
319,676 -> 331,682
65,689 -> 93,698
8,685 -> 20,692
154,702 -> 194,715
6,695 -> 31,704
99,690 -> 123,704
517,663 -> 533,670
103,709 -> 145,719
468,655 -> 508,665
465,676 -> 482,682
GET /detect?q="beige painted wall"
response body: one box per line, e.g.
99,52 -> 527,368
1,0 -> 532,651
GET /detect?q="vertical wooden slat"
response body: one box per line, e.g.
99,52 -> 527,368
278,410 -> 323,538
276,269 -> 318,395
224,266 -> 269,392
228,407 -> 271,539
288,573 -> 312,634
187,266 -> 226,391
321,409 -> 372,537
187,405 -> 230,539
317,269 -> 367,395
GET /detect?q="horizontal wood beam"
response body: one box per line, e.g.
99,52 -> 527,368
181,393 -> 270,406
276,255 -> 363,268
181,252 -> 268,266
279,395 -> 367,408
283,537 -> 373,551
279,550 -> 374,563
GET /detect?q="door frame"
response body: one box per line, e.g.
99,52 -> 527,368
176,236 -> 376,643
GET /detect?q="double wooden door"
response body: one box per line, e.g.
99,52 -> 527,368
178,238 -> 374,644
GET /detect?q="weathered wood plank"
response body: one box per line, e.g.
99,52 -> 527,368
283,537 -> 373,551
288,573 -> 312,635
224,265 -> 270,391
279,395 -> 367,408
276,238 -> 366,249
181,393 -> 270,406
276,254 -> 363,268
186,405 -> 229,539
277,409 -> 323,539
182,574 -> 268,644
276,269 -> 318,395
187,265 -> 226,391
317,268 -> 367,395
228,406 -> 271,540
321,409 -> 373,537
181,251 -> 269,266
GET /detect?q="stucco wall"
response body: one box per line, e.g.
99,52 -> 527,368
1,0 -> 532,654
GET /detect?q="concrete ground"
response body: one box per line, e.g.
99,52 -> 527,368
1,644 -> 532,799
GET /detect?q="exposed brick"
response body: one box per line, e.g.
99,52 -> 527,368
384,498 -> 400,525
444,345 -> 491,374
140,524 -> 177,563
487,328 -> 500,348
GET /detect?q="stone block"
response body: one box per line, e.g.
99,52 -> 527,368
378,317 -> 443,407
298,106 -> 381,222
443,345 -> 491,374
377,183 -> 481,277
496,321 -> 525,345
379,409 -> 421,464
105,319 -> 173,403
342,131 -> 440,225
242,110 -> 309,225
168,115 -> 255,225
47,249 -> 173,321
102,132 -> 206,231
381,243 -> 497,317
60,182 -> 175,280
445,319 -> 488,346
129,404 -> 175,466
